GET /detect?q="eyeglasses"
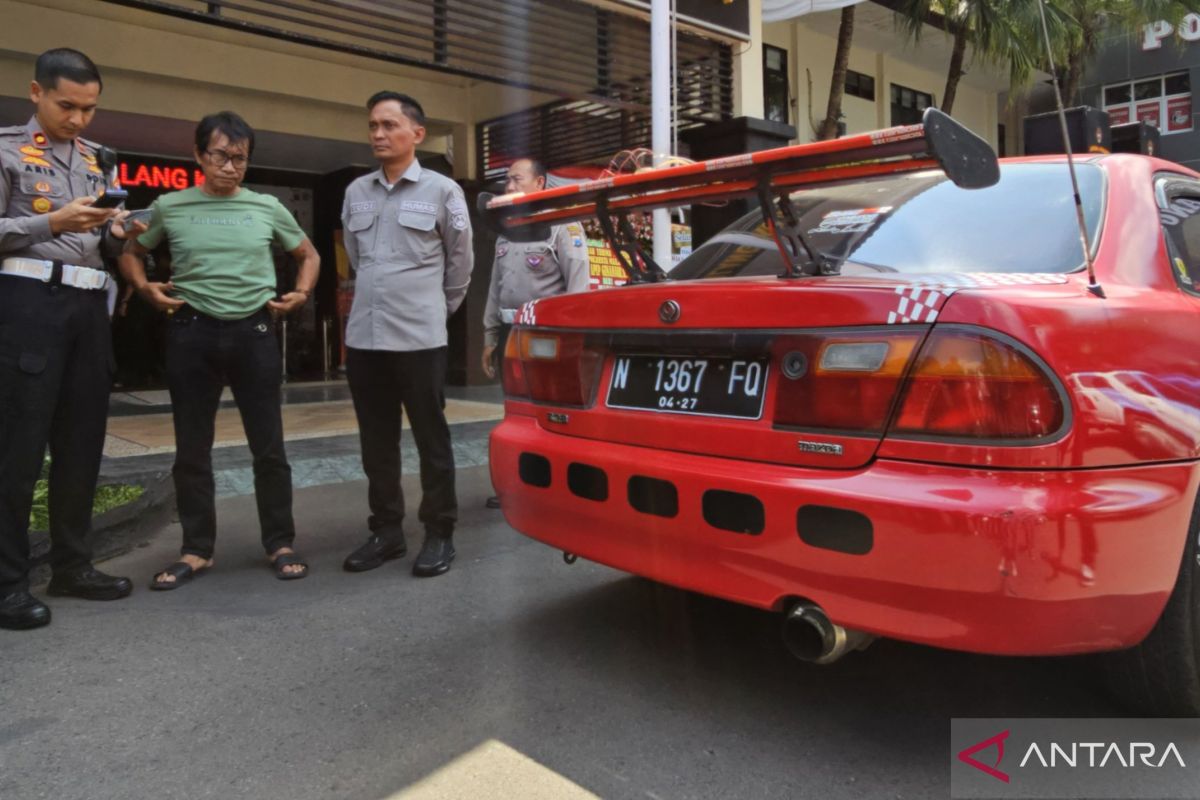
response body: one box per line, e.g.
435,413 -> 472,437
205,150 -> 249,169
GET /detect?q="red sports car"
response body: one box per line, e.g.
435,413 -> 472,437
484,110 -> 1200,715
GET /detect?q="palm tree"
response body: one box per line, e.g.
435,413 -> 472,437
1051,0 -> 1200,104
893,0 -> 1055,115
817,5 -> 856,140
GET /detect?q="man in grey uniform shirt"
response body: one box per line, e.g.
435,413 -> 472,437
0,49 -> 145,630
481,157 -> 589,508
341,91 -> 473,578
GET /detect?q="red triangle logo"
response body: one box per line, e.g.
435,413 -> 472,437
957,729 -> 1010,783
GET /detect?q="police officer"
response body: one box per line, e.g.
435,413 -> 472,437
0,49 -> 144,631
481,157 -> 589,508
340,91 -> 473,578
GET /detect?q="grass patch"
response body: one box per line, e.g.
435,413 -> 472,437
28,458 -> 144,531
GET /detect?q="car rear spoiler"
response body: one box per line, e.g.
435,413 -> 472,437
481,108 -> 999,282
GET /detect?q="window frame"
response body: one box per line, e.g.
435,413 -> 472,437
1103,71 -> 1192,134
845,69 -> 875,102
762,44 -> 790,126
889,82 -> 932,126
1155,174 -> 1200,296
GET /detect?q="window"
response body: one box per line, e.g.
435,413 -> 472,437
890,83 -> 932,126
763,45 -> 789,125
670,164 -> 1105,281
1158,180 -> 1200,296
845,69 -> 875,101
1103,72 -> 1192,134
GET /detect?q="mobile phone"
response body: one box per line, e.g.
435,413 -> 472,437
92,189 -> 129,209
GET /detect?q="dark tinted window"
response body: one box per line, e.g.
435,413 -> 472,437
1105,84 -> 1131,105
1165,72 -> 1191,96
1160,192 -> 1200,295
1135,78 -> 1162,100
670,163 -> 1105,281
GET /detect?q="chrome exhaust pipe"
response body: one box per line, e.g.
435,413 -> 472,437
782,603 -> 874,665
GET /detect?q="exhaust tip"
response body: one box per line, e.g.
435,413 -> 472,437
782,602 -> 874,665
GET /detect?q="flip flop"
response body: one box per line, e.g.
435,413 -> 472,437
149,561 -> 208,591
271,552 -> 309,581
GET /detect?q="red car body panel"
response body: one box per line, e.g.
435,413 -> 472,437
489,154 -> 1200,655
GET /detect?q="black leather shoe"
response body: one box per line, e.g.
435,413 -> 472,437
343,532 -> 407,572
485,496 -> 501,509
412,532 -> 455,577
0,591 -> 51,630
46,565 -> 133,601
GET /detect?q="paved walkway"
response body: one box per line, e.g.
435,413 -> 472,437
99,379 -> 503,499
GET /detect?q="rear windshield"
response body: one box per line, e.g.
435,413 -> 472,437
669,163 -> 1105,280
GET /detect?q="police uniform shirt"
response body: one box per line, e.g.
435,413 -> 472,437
483,223 -> 590,348
341,160 -> 473,351
0,117 -> 118,268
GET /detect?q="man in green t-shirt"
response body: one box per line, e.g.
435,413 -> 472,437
118,111 -> 320,589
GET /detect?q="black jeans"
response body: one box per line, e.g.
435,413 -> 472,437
0,277 -> 112,594
346,346 -> 456,538
165,307 -> 294,559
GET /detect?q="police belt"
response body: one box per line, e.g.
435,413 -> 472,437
500,308 -> 517,324
0,257 -> 111,291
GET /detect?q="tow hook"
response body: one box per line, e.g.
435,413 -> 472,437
563,552 -> 578,565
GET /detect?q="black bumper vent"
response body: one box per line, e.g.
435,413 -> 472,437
702,490 -> 764,535
797,505 -> 873,555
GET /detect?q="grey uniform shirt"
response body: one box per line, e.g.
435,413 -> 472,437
483,222 -> 590,347
0,117 -> 119,268
341,161 -> 473,351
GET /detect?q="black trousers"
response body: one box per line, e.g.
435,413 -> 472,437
0,277 -> 113,594
165,307 -> 295,559
346,346 -> 456,537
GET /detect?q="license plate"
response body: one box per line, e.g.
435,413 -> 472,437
605,355 -> 769,419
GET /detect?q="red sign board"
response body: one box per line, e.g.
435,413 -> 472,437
1167,96 -> 1192,132
1107,105 -> 1131,125
1136,101 -> 1161,128
118,162 -> 205,190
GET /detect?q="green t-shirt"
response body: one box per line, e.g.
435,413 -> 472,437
137,186 -> 306,320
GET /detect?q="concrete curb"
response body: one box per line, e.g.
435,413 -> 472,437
29,471 -> 176,582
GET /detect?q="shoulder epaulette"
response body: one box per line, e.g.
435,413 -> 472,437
0,126 -> 27,137
76,136 -> 100,153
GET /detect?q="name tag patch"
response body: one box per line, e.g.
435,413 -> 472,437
401,200 -> 437,215
350,201 -> 377,214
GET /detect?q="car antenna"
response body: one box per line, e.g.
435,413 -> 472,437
1036,0 -> 1104,298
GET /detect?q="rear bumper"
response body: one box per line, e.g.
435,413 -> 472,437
490,414 -> 1200,655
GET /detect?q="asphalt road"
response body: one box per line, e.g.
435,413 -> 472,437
1,465 -> 1134,800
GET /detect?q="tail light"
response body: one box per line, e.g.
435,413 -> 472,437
502,329 -> 604,407
890,328 -> 1063,439
773,332 -> 923,432
502,331 -> 529,399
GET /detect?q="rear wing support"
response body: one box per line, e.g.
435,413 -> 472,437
594,197 -> 666,283
757,177 -> 838,278
483,108 -> 999,282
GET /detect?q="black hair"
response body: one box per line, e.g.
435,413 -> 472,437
34,48 -> 102,92
522,158 -> 548,183
366,91 -> 426,126
194,111 -> 256,156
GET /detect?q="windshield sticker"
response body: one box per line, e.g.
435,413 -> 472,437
1176,257 -> 1190,279
809,206 -> 893,235
1159,198 -> 1200,226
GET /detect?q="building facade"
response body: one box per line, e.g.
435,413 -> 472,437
1080,14 -> 1200,171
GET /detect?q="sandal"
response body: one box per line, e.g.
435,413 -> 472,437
271,551 -> 309,581
149,561 -> 209,591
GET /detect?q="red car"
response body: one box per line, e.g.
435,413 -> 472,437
484,110 -> 1200,715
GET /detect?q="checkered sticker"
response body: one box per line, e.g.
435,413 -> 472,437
517,299 -> 539,326
882,273 -> 1069,324
888,285 -> 954,324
